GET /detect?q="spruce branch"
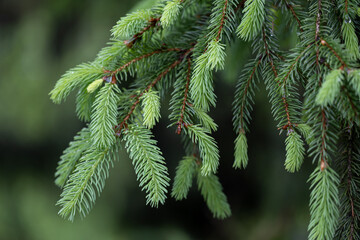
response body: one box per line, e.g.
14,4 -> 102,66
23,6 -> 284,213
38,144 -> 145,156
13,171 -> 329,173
315,69 -> 343,106
197,168 -> 231,219
111,9 -> 154,39
282,0 -> 303,32
171,155 -> 197,200
349,69 -> 360,96
339,0 -> 360,60
320,38 -> 348,68
57,144 -> 120,221
90,83 -> 121,150
185,124 -> 220,176
50,62 -> 103,104
234,131 -> 248,169
335,125 -> 360,240
104,47 -> 182,76
76,88 -> 97,122
233,58 -> 261,133
116,48 -> 192,133
176,57 -> 192,134
284,130 -> 305,173
141,89 -> 161,129
161,0 -> 183,28
55,128 -> 92,188
237,0 -> 265,41
308,166 -> 340,240
50,0 -> 360,230
123,125 -> 170,207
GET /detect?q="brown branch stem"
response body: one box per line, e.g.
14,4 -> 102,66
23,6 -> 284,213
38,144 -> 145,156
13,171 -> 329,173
216,0 -> 229,41
124,17 -> 160,48
283,0 -> 303,32
104,48 -> 182,76
239,58 -> 261,132
320,109 -> 328,171
177,57 -> 192,134
320,39 -> 348,68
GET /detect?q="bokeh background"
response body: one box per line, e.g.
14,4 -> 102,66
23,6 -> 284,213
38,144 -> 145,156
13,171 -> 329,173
0,0 -> 313,239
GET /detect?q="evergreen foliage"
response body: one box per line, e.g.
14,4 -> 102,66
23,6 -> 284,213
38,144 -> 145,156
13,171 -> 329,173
90,83 -> 121,150
284,130 -> 305,173
171,156 -> 197,200
123,125 -> 170,207
196,168 -> 231,219
141,89 -> 161,129
233,132 -> 248,169
50,0 -> 360,238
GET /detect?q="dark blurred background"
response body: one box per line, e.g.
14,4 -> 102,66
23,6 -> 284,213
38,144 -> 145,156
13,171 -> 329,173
0,0 -> 313,239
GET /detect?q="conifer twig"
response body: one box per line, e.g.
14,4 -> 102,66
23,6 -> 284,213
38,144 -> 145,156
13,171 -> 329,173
320,109 -> 328,171
124,17 -> 160,48
282,0 -> 303,32
239,58 -> 261,131
177,57 -> 192,134
216,0 -> 229,41
104,47 -> 182,76
116,48 -> 193,133
320,39 -> 348,68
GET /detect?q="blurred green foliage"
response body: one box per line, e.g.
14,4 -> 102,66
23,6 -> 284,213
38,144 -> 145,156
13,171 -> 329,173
0,0 -> 313,239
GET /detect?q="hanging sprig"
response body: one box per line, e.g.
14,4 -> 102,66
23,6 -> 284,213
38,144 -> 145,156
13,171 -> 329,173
161,0 -> 183,28
57,143 -> 120,221
284,130 -> 305,173
185,124 -> 220,176
55,128 -> 92,188
90,83 -> 121,150
141,89 -> 161,129
196,168 -> 231,219
111,9 -> 154,39
237,0 -> 265,41
123,125 -> 170,207
308,167 -> 340,240
190,0 -> 238,111
315,69 -> 343,106
171,155 -> 198,200
50,62 -> 104,104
